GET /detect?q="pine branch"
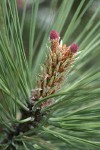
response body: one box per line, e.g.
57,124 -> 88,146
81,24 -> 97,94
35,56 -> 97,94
0,0 -> 100,149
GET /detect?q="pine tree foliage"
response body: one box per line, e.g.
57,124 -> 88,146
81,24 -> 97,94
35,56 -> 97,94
0,0 -> 100,149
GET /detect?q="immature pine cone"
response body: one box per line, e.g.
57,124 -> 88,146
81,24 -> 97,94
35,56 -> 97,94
31,30 -> 79,108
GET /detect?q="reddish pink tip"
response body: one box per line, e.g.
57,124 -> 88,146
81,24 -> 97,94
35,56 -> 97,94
70,43 -> 79,53
50,30 -> 60,40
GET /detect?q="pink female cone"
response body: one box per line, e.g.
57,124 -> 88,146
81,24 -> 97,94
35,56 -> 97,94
70,43 -> 79,53
50,30 -> 60,40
